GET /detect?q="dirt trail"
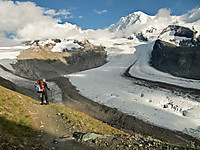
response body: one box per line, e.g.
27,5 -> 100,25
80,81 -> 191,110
19,95 -> 93,150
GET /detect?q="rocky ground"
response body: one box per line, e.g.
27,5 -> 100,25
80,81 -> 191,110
82,134 -> 193,150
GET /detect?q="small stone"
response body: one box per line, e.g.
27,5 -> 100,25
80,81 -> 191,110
54,137 -> 76,143
182,110 -> 188,116
141,93 -> 144,97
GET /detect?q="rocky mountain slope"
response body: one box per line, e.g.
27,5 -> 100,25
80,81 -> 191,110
150,25 -> 200,79
12,39 -> 107,80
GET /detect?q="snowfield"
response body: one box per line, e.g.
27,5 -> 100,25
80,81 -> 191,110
67,39 -> 200,139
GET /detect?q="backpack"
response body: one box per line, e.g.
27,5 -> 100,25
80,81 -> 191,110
34,80 -> 44,93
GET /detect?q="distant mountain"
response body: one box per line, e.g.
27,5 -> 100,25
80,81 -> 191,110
107,11 -> 153,33
107,9 -> 200,42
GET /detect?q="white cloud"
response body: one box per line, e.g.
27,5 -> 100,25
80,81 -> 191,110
0,0 -> 77,41
85,29 -> 114,40
181,7 -> 200,23
45,9 -> 57,16
94,9 -> 108,15
57,9 -> 71,16
45,8 -> 72,18
155,8 -> 171,18
0,1 -> 59,35
0,0 -> 58,34
79,16 -> 83,19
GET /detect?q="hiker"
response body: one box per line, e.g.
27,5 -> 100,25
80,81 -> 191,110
41,78 -> 52,105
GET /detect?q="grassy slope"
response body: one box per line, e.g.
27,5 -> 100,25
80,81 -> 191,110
0,85 -> 123,149
0,85 -> 47,149
50,103 -> 124,135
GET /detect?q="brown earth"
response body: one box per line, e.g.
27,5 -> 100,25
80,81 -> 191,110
17,90 -> 94,150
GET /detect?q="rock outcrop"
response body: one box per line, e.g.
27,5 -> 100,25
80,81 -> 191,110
17,46 -> 70,64
159,25 -> 196,39
150,39 -> 200,79
150,25 -> 200,80
13,39 -> 107,80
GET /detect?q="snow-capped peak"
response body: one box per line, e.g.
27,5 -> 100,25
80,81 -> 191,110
107,11 -> 153,33
107,9 -> 200,42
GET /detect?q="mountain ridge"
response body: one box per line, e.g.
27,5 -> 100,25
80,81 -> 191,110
107,11 -> 153,33
106,8 -> 200,42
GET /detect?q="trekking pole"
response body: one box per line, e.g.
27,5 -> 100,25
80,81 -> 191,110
50,89 -> 53,101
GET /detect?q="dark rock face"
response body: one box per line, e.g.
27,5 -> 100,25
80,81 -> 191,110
160,25 -> 195,39
65,50 -> 107,71
150,39 -> 200,80
12,59 -> 69,80
128,32 -> 148,41
135,32 -> 148,42
12,50 -> 107,80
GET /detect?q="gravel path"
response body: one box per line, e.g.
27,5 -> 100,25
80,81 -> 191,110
20,93 -> 94,150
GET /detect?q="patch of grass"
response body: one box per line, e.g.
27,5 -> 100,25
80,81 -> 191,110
0,85 -> 47,149
50,103 -> 124,135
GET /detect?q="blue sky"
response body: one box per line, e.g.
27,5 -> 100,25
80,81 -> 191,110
9,0 -> 200,29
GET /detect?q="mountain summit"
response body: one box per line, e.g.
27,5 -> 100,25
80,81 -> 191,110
107,11 -> 153,33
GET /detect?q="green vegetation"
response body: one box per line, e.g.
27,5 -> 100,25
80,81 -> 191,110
50,104 -> 124,135
0,85 -> 47,149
